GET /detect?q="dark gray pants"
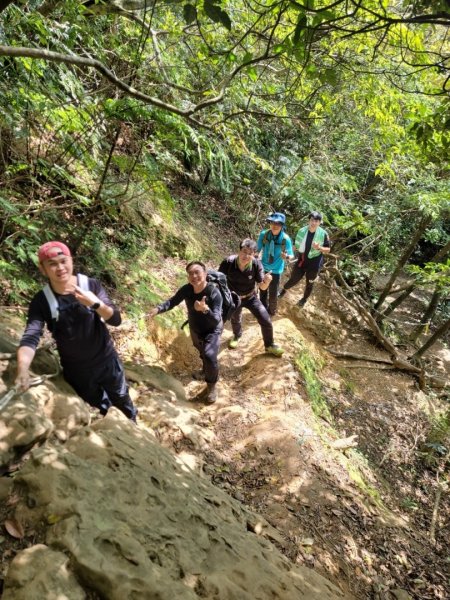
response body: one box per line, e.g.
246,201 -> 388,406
284,264 -> 319,301
259,274 -> 280,316
190,327 -> 222,383
63,355 -> 137,421
231,294 -> 273,347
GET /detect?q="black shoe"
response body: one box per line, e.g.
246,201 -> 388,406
297,298 -> 307,307
205,383 -> 217,404
278,288 -> 286,298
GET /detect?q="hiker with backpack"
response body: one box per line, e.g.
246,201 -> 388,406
278,211 -> 331,307
16,241 -> 138,421
148,261 -> 225,404
257,212 -> 294,316
219,239 -> 284,357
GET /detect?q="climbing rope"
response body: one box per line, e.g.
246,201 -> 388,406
0,347 -> 60,413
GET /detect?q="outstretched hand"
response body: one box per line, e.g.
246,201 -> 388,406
148,307 -> 159,318
15,371 -> 30,392
194,296 -> 208,312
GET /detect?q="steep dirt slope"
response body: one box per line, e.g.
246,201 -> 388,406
1,276 -> 448,600
0,311 -> 354,600
143,279 -> 449,600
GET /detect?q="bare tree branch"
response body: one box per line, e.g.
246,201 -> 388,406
374,215 -> 432,311
0,45 -> 209,126
411,317 -> 450,360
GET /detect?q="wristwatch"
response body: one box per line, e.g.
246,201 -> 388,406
90,301 -> 101,310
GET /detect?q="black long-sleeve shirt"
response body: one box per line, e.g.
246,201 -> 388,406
157,283 -> 222,335
19,276 -> 120,368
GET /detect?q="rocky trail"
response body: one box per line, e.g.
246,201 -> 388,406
141,278 -> 449,600
0,278 -> 449,599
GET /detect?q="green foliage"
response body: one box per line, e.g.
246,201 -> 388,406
401,497 -> 419,511
420,408 -> 449,467
294,348 -> 332,421
0,0 -> 448,332
183,4 -> 197,24
202,0 -> 231,31
407,259 -> 450,290
345,458 -> 385,509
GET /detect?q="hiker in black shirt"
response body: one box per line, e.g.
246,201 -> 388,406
279,211 -> 330,307
148,261 -> 223,404
219,239 -> 284,357
16,241 -> 137,421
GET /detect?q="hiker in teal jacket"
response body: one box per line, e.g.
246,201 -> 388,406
257,212 -> 294,315
278,211 -> 330,307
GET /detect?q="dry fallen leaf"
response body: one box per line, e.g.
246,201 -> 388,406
6,493 -> 20,507
4,518 -> 25,539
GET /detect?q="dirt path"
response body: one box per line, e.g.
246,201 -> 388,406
152,281 -> 449,600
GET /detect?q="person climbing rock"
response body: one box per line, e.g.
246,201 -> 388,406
16,241 -> 137,421
219,239 -> 284,357
278,211 -> 331,307
257,212 -> 294,315
148,261 -> 223,404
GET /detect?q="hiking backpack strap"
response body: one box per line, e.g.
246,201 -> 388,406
262,230 -> 286,253
77,273 -> 90,292
43,274 -> 90,321
43,284 -> 59,321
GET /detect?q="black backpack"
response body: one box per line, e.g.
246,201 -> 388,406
206,269 -> 241,323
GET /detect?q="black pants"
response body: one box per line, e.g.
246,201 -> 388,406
63,355 -> 137,421
231,294 -> 273,347
284,263 -> 319,301
259,274 -> 280,316
190,327 -> 222,384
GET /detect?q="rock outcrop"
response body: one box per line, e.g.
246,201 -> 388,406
1,318 -> 350,599
3,408 -> 349,599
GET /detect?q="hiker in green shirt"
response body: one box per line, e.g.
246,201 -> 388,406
278,211 -> 330,307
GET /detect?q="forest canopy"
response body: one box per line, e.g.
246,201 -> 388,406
0,0 -> 449,331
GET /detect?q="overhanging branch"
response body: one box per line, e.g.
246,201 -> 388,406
0,45 -> 209,126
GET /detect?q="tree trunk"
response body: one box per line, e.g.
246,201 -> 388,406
381,283 -> 416,318
411,317 -> 450,360
71,126 -> 121,254
409,288 -> 443,344
380,238 -> 450,319
374,215 -> 432,311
